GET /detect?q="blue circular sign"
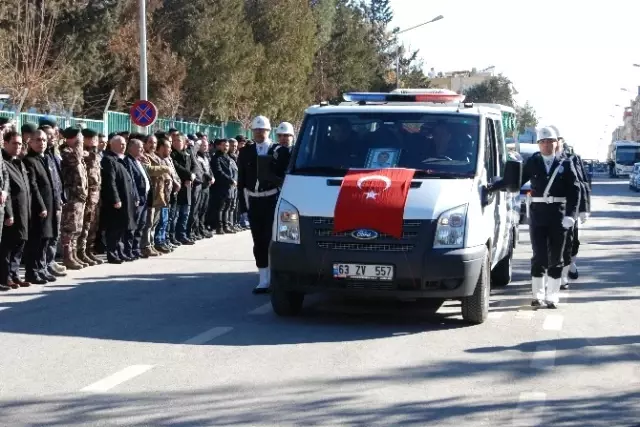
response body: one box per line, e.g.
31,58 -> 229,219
130,100 -> 158,127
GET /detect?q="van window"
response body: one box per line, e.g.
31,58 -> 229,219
484,119 -> 497,179
493,119 -> 506,175
293,113 -> 480,178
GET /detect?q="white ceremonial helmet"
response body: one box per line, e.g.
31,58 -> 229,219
276,122 -> 294,136
251,115 -> 271,130
536,126 -> 559,142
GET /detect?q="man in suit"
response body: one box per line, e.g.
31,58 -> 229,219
100,135 -> 138,264
0,132 -> 31,290
211,139 -> 238,234
22,129 -> 57,284
123,138 -> 151,259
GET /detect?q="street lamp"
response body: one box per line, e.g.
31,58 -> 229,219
394,15 -> 444,89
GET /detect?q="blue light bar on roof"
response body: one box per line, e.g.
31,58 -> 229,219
343,90 -> 465,104
342,93 -> 388,102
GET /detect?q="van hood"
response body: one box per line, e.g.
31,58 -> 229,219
281,176 -> 474,220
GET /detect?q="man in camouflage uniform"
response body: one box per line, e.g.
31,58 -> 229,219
77,128 -> 103,265
59,127 -> 88,270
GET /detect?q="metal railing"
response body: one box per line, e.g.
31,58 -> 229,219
0,110 -> 258,140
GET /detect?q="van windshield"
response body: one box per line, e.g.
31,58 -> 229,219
292,113 -> 480,178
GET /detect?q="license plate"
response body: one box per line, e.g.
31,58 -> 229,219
332,263 -> 394,281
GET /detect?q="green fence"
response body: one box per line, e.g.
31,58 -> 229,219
1,110 -> 255,140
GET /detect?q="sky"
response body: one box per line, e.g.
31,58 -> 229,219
390,0 -> 640,160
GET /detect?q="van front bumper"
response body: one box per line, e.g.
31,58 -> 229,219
270,241 -> 486,299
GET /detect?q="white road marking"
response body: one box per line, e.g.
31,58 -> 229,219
487,312 -> 504,319
183,326 -> 234,345
543,314 -> 564,331
512,392 -> 547,426
248,303 -> 272,315
81,365 -> 154,393
530,345 -> 557,370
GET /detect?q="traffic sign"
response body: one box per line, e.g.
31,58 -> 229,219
130,100 -> 158,127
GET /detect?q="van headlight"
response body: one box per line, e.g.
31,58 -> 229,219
276,199 -> 300,244
433,204 -> 467,249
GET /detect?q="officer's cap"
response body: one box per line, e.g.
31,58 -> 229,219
38,116 -> 57,128
81,128 -> 98,138
21,122 -> 38,134
536,126 -> 558,142
62,127 -> 81,139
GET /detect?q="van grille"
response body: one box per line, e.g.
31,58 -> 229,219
309,216 -> 423,253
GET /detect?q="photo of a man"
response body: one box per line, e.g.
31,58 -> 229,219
366,148 -> 399,169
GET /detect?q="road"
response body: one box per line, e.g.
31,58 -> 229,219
0,178 -> 638,427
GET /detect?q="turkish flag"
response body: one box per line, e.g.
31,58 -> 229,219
333,168 -> 416,238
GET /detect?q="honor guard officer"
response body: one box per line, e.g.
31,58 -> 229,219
237,116 -> 279,294
272,122 -> 294,185
519,126 -> 581,308
552,131 -> 590,290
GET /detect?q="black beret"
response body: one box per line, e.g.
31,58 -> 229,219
38,116 -> 57,128
0,117 -> 9,126
62,127 -> 80,138
81,128 -> 98,138
21,123 -> 38,134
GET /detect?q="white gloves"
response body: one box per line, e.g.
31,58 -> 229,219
579,212 -> 589,224
562,216 -> 576,229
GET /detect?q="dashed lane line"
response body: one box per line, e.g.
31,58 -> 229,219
81,365 -> 155,393
182,326 -> 234,345
248,303 -> 272,315
529,345 -> 557,370
542,314 -> 564,331
512,392 -> 547,426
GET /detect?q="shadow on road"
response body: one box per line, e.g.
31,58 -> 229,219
0,382 -> 637,426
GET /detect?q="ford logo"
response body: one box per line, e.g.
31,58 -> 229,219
351,229 -> 379,240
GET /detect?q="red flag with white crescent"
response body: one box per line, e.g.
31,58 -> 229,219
333,168 -> 416,238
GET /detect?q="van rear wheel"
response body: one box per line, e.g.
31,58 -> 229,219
461,253 -> 490,324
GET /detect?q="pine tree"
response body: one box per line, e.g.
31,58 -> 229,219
245,0 -> 316,122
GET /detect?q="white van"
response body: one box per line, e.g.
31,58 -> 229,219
266,90 -> 522,324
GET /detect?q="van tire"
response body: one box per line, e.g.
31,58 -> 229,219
461,252 -> 490,324
491,231 -> 513,288
271,286 -> 304,316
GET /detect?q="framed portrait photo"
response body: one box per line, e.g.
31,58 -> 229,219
365,148 -> 401,169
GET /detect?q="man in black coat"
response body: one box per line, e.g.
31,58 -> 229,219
22,129 -> 57,284
169,132 -> 196,245
211,138 -> 238,235
123,138 -> 151,260
186,135 -> 205,240
0,132 -> 31,290
100,135 -> 138,264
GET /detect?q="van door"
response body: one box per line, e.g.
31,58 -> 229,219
484,118 -> 508,267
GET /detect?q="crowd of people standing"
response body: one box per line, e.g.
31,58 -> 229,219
0,115 -> 275,291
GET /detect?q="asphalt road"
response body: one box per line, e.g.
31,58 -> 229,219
0,177 -> 638,427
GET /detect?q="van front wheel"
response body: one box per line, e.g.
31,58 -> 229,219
461,253 -> 490,324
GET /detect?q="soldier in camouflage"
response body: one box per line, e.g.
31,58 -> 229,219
77,128 -> 103,265
59,127 -> 88,270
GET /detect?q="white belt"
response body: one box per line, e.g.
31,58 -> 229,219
530,196 -> 566,204
245,188 -> 278,198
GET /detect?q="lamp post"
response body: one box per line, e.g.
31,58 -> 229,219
139,0 -> 148,102
394,15 -> 444,89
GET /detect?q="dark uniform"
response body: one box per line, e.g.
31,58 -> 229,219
521,152 -> 581,306
561,150 -> 591,287
237,140 -> 278,293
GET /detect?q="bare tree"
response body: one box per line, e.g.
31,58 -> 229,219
0,0 -> 71,109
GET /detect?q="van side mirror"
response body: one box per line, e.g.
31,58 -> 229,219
501,160 -> 522,192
